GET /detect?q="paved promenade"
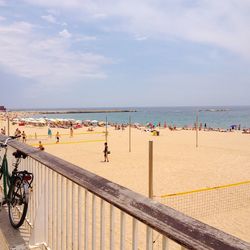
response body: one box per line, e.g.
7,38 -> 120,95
0,206 -> 29,249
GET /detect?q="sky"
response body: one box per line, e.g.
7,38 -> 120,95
0,0 -> 250,109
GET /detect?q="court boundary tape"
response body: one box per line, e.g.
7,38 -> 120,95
27,131 -> 106,137
160,180 -> 250,198
30,139 -> 105,146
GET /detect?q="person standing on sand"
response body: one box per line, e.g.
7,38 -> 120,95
56,131 -> 60,143
21,131 -> 26,143
103,142 -> 109,162
70,127 -> 73,137
48,127 -> 52,138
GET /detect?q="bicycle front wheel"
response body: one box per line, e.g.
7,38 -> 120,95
8,177 -> 28,228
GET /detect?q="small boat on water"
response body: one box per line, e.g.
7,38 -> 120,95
204,109 -> 230,112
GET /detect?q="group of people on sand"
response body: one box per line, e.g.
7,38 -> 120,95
37,133 -> 111,162
114,124 -> 125,130
48,127 -> 74,143
3,123 -> 111,161
47,129 -> 61,143
14,128 -> 27,143
13,128 -> 45,151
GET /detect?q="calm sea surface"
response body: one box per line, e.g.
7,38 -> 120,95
30,106 -> 250,129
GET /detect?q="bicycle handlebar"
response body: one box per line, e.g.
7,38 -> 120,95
9,135 -> 21,139
0,135 -> 21,147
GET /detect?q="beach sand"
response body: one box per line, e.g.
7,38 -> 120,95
2,121 -> 250,243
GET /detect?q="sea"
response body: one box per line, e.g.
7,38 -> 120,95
28,106 -> 250,129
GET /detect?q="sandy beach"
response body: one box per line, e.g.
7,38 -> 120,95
1,119 -> 250,243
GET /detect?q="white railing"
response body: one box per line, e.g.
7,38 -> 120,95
1,135 -> 250,250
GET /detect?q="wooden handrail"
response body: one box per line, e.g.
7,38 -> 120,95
1,135 -> 250,250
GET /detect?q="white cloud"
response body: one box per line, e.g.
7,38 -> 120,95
59,29 -> 72,38
74,35 -> 96,42
0,21 -> 112,85
92,13 -> 107,19
47,9 -> 60,16
0,16 -> 6,21
41,14 -> 57,24
41,13 -> 68,26
135,35 -> 148,41
22,0 -> 250,59
0,0 -> 6,6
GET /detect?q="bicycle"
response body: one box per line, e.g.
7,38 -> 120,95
0,136 -> 33,228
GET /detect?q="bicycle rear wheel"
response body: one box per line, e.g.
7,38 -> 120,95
8,177 -> 28,228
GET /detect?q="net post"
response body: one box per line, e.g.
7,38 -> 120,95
149,141 -> 153,199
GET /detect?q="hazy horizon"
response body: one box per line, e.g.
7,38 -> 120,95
7,104 -> 250,111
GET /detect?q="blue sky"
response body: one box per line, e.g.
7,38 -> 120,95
0,0 -> 250,108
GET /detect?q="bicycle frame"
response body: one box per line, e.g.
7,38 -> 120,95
0,144 -> 12,199
0,139 -> 34,228
0,137 -> 29,203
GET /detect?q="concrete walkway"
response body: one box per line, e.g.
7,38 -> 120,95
0,206 -> 29,250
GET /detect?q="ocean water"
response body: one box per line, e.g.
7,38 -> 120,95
31,106 -> 250,129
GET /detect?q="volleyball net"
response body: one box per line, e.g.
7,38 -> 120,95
156,180 -> 250,219
27,131 -> 106,139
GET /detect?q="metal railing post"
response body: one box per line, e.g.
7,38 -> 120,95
120,211 -> 126,250
132,218 -> 138,250
78,187 -> 83,249
92,195 -> 96,250
100,199 -> 105,250
84,190 -> 89,250
110,205 -> 115,250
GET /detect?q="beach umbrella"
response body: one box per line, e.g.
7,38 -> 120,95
37,120 -> 45,124
98,121 -> 105,125
82,120 -> 90,125
38,118 -> 46,123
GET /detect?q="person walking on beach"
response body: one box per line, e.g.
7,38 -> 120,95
70,127 -> 73,137
56,131 -> 60,143
103,142 -> 109,162
48,127 -> 52,138
21,131 -> 27,143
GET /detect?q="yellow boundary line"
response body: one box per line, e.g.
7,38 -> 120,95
161,180 -> 250,198
29,139 -> 105,146
27,131 -> 106,137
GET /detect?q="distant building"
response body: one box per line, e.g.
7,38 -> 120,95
0,106 -> 6,112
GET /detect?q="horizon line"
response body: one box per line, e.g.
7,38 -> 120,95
7,104 -> 250,111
